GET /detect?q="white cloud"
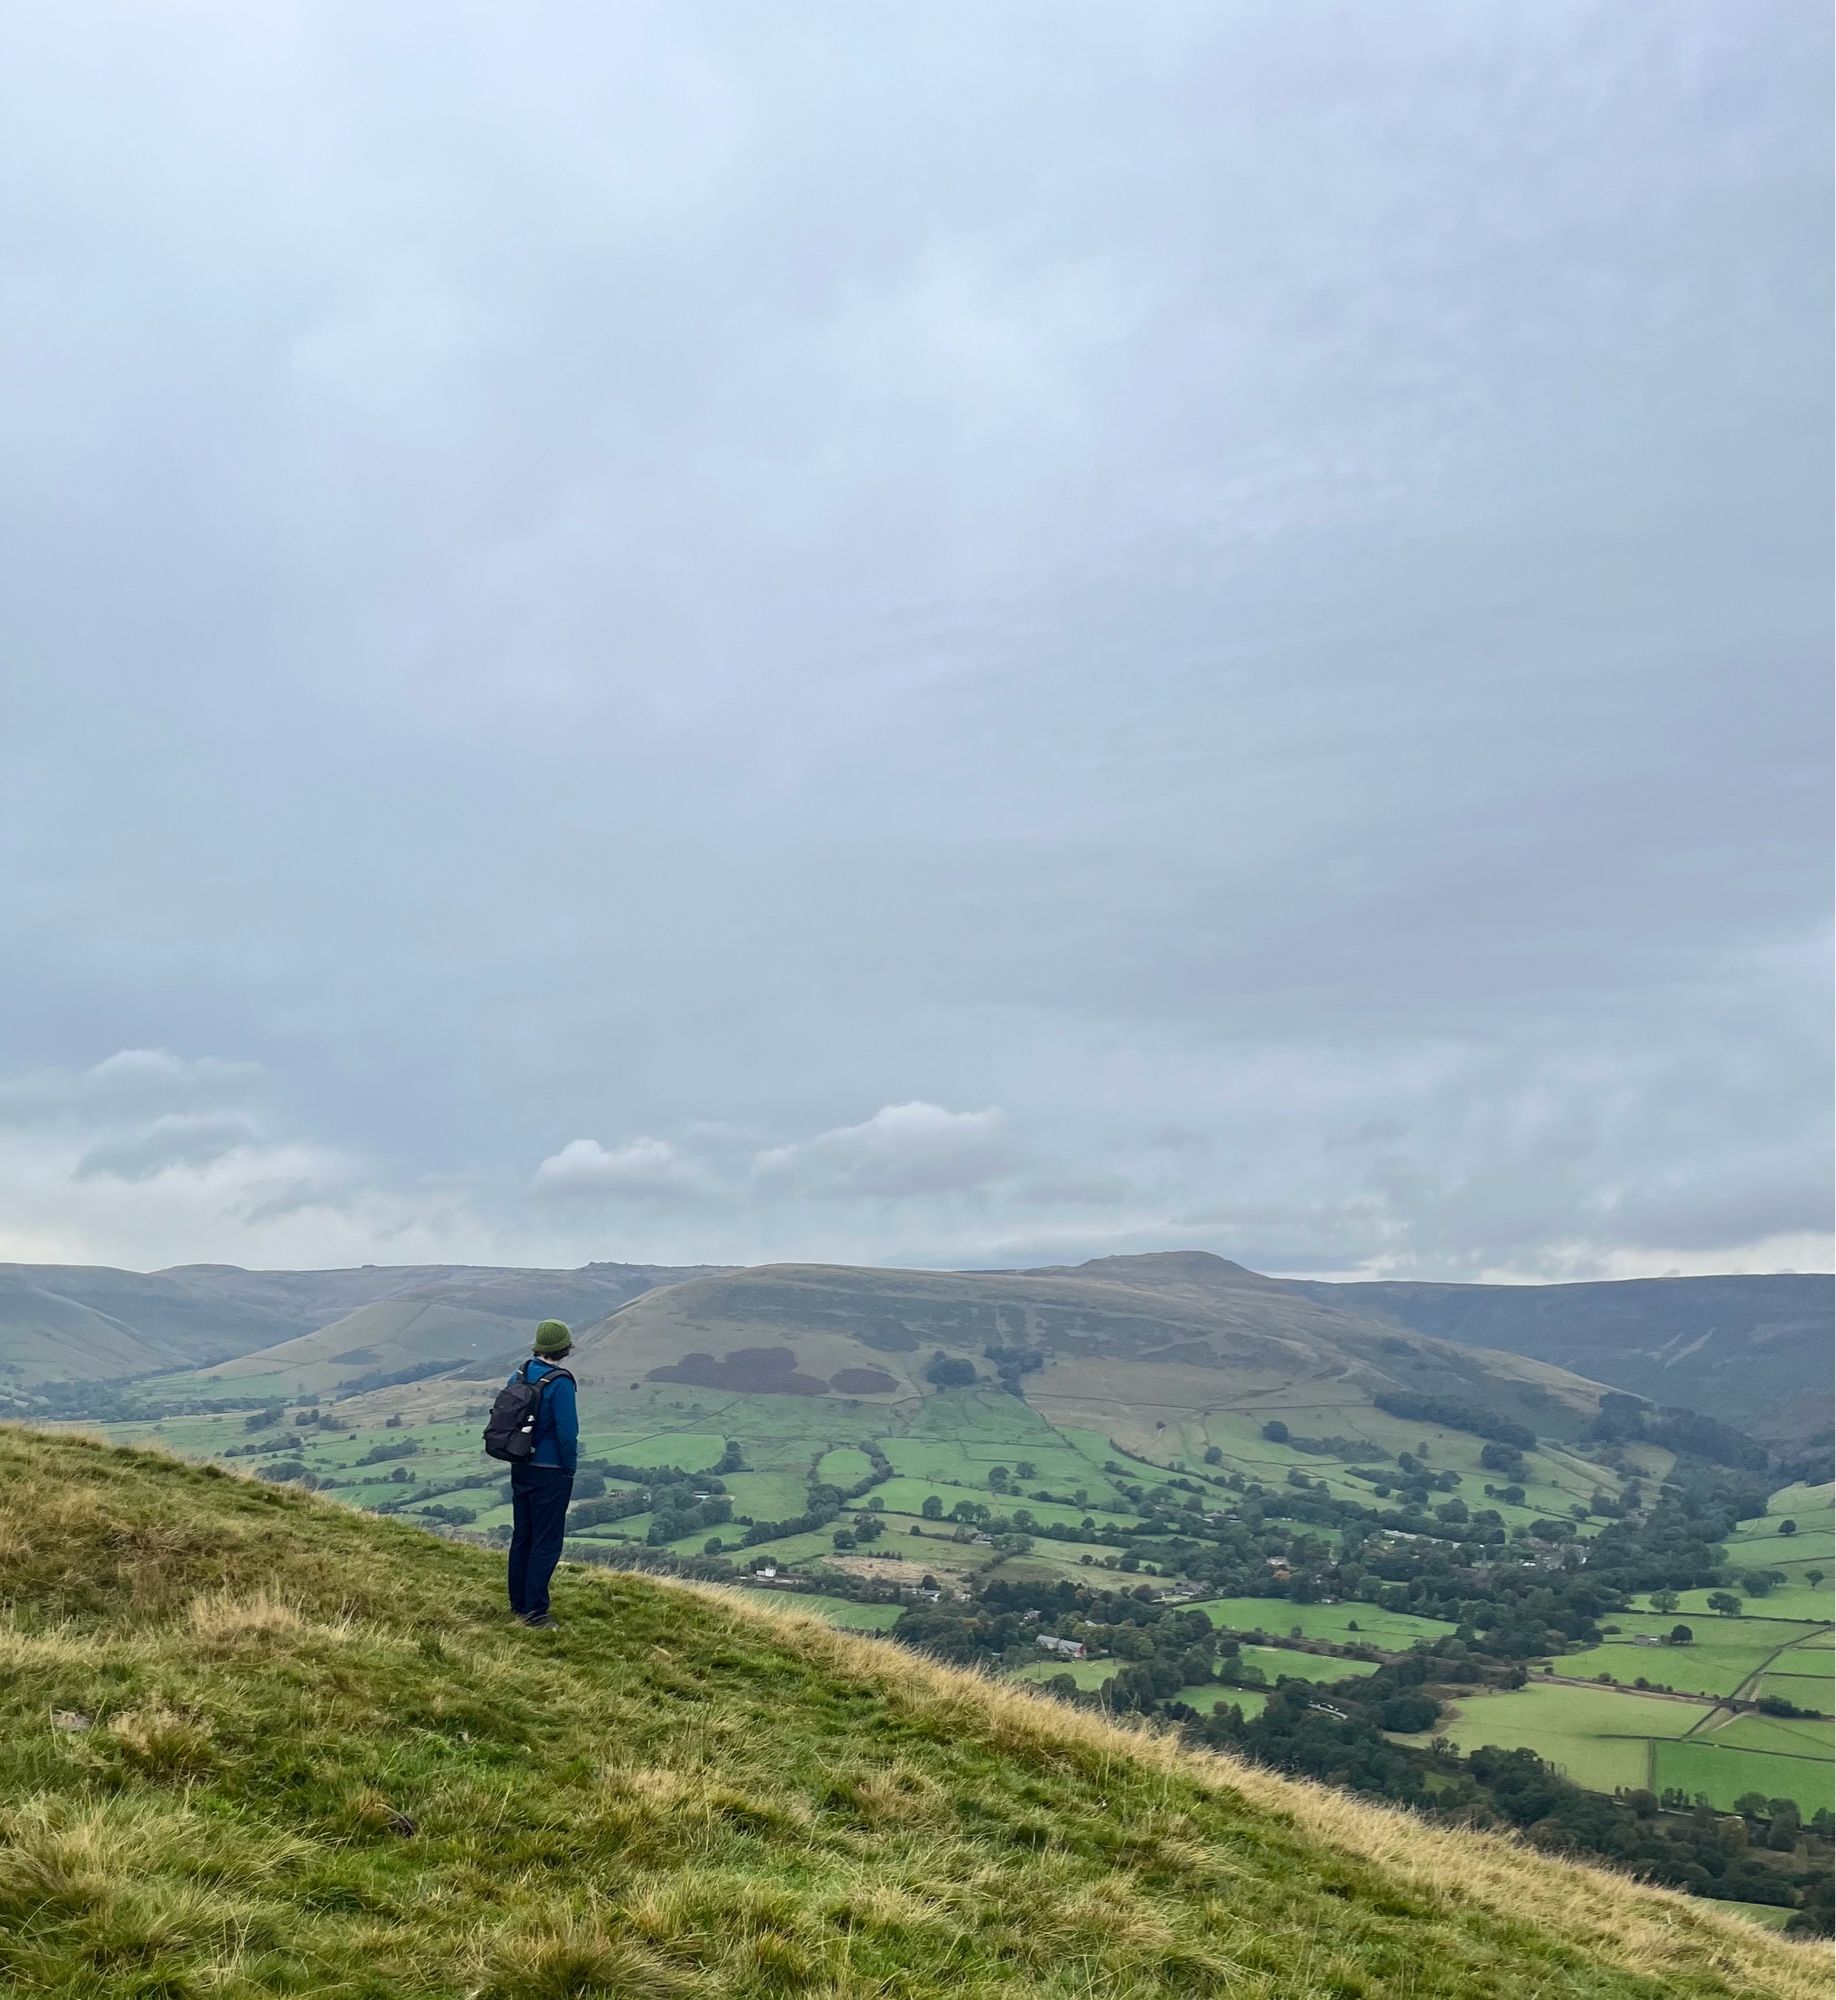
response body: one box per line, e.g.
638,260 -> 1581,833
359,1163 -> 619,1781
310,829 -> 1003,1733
754,1102 -> 1016,1199
533,1136 -> 707,1201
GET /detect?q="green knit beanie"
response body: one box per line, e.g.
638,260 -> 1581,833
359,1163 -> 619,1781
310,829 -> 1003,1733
533,1319 -> 573,1357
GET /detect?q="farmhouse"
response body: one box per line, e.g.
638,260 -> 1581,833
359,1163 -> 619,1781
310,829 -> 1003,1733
1037,1634 -> 1088,1660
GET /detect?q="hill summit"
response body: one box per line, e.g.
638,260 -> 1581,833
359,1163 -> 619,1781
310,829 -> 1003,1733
0,1426 -> 1822,1999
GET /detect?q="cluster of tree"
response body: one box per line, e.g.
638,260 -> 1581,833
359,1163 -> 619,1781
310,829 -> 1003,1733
328,1357 -> 457,1398
1257,1420 -> 1384,1459
924,1352 -> 979,1389
1371,1391 -> 1535,1450
649,1492 -> 732,1545
256,1459 -> 315,1487
982,1344 -> 1044,1395
571,1489 -> 651,1529
219,1431 -> 310,1460
1585,1392 -> 1769,1472
355,1436 -> 421,1465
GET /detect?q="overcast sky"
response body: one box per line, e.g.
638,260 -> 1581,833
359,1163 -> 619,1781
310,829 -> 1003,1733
1,4 -> 1829,1283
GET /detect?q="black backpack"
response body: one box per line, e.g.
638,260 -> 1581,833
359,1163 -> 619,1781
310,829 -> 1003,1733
482,1360 -> 575,1463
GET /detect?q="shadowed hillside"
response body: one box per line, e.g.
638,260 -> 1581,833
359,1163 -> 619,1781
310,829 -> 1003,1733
1291,1272 -> 1834,1452
0,1425 -> 1824,1999
0,1261 -> 714,1404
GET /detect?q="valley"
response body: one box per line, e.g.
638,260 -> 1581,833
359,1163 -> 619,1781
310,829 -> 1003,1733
11,1249 -> 1834,1931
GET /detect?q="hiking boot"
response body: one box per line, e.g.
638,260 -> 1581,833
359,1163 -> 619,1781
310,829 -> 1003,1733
521,1612 -> 557,1628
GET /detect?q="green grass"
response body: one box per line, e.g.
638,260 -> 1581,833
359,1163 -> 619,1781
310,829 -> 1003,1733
1404,1683 -> 1714,1795
1654,1738 -> 1835,1818
0,1427 -> 1824,2000
1707,1899 -> 1799,1931
729,1589 -> 902,1632
1636,1585 -> 1835,1624
1008,1657 -> 1117,1691
1190,1597 -> 1455,1649
1233,1644 -> 1380,1686
814,1446 -> 877,1487
1166,1407 -> 1625,1537
853,1476 -> 1142,1532
1711,1713 -> 1834,1761
1555,1614 -> 1823,1699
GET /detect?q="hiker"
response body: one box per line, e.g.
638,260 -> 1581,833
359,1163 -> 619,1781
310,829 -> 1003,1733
491,1319 -> 578,1628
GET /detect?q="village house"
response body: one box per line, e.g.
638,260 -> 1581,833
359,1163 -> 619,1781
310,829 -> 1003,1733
1036,1634 -> 1088,1660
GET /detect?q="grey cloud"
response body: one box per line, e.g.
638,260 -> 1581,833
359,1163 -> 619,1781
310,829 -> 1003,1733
0,6 -> 1826,1278
0,1052 -> 265,1129
73,1111 -> 262,1183
1012,1173 -> 1135,1208
236,1179 -> 358,1227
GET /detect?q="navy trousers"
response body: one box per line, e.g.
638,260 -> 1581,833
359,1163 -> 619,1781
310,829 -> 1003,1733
508,1463 -> 574,1618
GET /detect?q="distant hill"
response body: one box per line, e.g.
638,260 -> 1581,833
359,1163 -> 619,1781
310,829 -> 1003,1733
0,1260 -> 711,1403
1290,1271 -> 1833,1453
6,1250 -> 1821,1461
557,1253 -> 1611,1449
0,1424 -> 1818,1999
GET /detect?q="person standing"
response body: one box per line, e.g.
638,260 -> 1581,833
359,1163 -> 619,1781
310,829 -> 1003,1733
504,1319 -> 578,1627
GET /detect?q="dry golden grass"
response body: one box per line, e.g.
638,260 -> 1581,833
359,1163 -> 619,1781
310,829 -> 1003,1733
1,1423 -> 1827,1999
684,1576 -> 1833,2000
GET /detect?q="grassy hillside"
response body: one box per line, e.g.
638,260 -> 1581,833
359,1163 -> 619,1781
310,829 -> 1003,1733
564,1255 -> 1609,1439
1295,1273 -> 1833,1452
0,1264 -> 317,1390
0,1261 -> 708,1405
0,1427 -> 1825,2000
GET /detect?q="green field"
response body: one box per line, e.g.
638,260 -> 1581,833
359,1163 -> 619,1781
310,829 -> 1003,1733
849,1475 -> 1141,1532
11,1430 -> 1812,2000
1637,1584 -> 1836,1623
1706,1898 -> 1798,1931
1654,1738 -> 1835,1818
1406,1683 -> 1712,1795
729,1589 -> 902,1631
1554,1612 -> 1826,1700
814,1446 -> 876,1487
1006,1657 -> 1272,1720
1008,1656 -> 1116,1691
80,1375 -> 1836,1846
1233,1643 -> 1380,1686
1191,1596 -> 1455,1649
1154,1404 -> 1630,1539
1419,1682 -> 1836,1819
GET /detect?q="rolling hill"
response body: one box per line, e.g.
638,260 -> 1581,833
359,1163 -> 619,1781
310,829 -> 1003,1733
0,1260 -> 712,1404
5,1253 -> 1822,1463
556,1253 -> 1613,1448
1292,1272 -> 1834,1452
0,1424 -> 1821,1999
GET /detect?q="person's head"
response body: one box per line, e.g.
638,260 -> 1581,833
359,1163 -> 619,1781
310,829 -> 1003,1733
532,1319 -> 573,1360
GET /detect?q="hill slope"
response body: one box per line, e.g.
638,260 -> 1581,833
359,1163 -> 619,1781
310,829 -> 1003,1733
1293,1272 -> 1834,1450
0,1426 -> 1822,2000
0,1261 -> 709,1402
568,1254 -> 1611,1442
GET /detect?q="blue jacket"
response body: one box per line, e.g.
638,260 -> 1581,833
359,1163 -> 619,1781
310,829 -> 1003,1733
513,1357 -> 578,1474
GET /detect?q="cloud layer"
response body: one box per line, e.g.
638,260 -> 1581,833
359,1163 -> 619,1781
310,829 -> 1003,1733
0,6 -> 1827,1280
